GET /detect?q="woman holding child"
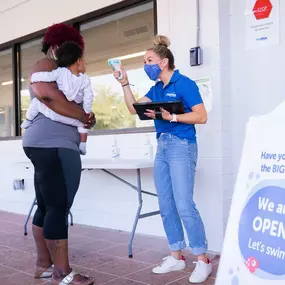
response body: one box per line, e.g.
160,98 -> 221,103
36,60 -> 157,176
22,23 -> 95,285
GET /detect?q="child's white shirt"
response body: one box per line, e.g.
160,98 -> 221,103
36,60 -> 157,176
31,67 -> 94,113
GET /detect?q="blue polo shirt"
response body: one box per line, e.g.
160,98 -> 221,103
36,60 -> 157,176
145,70 -> 203,143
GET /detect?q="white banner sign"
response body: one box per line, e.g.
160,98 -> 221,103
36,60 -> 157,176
215,101 -> 285,284
245,0 -> 280,50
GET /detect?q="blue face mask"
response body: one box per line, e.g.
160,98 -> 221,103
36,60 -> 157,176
144,64 -> 162,81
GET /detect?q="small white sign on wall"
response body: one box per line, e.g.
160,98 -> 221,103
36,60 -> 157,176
215,101 -> 285,285
195,77 -> 213,113
245,0 -> 280,50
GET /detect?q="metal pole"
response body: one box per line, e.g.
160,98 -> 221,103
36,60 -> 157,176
128,169 -> 143,258
24,197 -> 36,235
196,0 -> 201,47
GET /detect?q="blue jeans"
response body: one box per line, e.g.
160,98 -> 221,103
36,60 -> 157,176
154,133 -> 208,255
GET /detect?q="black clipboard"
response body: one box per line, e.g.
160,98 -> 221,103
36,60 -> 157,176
133,100 -> 184,120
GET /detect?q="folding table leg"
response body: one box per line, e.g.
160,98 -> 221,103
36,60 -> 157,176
24,197 -> 37,235
99,167 -> 159,258
69,210 -> 74,226
128,169 -> 143,258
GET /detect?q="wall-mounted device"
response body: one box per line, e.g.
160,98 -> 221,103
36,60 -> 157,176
190,0 -> 203,67
190,47 -> 202,66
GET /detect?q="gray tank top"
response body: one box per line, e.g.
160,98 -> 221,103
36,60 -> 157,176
22,86 -> 80,151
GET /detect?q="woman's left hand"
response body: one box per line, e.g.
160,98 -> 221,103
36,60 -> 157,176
83,112 -> 96,129
144,108 -> 172,121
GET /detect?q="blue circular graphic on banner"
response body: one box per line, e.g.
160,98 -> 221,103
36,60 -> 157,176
238,185 -> 285,278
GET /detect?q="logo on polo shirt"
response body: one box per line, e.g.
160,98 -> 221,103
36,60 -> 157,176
166,93 -> 177,98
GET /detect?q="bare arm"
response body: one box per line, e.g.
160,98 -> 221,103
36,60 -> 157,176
121,85 -> 151,115
176,103 -> 207,124
113,67 -> 151,115
29,58 -> 91,124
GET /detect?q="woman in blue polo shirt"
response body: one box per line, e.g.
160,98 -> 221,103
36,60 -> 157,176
113,35 -> 211,284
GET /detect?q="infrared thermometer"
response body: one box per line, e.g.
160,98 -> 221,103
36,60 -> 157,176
108,59 -> 123,80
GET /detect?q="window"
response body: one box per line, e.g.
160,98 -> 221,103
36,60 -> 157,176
0,48 -> 14,137
0,1 -> 156,136
81,2 -> 155,130
20,38 -> 43,129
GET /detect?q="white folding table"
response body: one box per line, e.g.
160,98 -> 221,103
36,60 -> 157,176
22,158 -> 159,258
81,158 -> 158,258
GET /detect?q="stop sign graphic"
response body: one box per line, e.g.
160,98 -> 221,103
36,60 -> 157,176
253,0 -> 273,20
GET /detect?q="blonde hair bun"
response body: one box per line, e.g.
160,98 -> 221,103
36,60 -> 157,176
154,35 -> 171,48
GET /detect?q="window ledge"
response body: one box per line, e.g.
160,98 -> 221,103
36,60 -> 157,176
0,126 -> 155,141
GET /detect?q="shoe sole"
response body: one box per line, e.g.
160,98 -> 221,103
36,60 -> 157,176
189,272 -> 212,283
152,266 -> 186,274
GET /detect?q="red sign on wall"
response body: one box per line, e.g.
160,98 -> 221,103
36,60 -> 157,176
252,0 -> 273,20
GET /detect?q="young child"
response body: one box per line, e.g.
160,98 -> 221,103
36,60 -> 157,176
21,41 -> 94,155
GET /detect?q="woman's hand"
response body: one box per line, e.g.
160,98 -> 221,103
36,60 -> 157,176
144,108 -> 172,121
82,112 -> 96,129
113,66 -> 129,86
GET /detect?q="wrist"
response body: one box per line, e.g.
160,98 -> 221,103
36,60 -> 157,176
80,112 -> 89,124
170,113 -> 178,123
121,81 -> 129,87
167,115 -> 172,121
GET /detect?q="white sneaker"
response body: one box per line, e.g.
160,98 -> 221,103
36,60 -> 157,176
189,260 -> 212,283
152,256 -> 186,274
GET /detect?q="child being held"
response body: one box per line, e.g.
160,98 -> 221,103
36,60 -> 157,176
21,41 -> 94,155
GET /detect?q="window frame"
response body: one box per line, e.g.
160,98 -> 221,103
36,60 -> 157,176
0,0 -> 157,138
0,47 -> 15,137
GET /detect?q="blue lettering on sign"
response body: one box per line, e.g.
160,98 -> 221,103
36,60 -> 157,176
272,165 -> 285,174
238,184 -> 285,278
256,36 -> 268,41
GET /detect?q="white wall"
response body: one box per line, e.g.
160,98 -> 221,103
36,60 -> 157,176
0,0 -> 229,253
218,0 -> 235,232
217,0 -> 285,230
0,0 -> 123,44
229,0 -> 285,172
